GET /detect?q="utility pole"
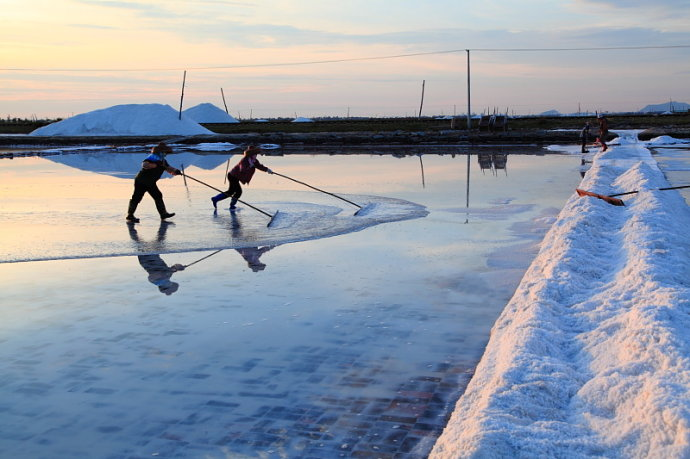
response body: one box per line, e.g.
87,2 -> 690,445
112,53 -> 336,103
466,50 -> 471,131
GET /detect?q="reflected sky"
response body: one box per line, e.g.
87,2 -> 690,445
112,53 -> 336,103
650,145 -> 690,205
0,147 -> 582,457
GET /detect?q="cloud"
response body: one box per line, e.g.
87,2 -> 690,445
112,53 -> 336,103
168,20 -> 690,53
574,0 -> 690,21
74,0 -> 256,18
75,0 -> 154,11
581,0 -> 688,8
70,23 -> 117,30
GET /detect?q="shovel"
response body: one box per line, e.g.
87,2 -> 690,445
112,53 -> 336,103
576,185 -> 690,206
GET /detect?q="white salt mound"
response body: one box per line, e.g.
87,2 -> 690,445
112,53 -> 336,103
30,103 -> 215,137
646,135 -> 690,145
183,103 -> 239,123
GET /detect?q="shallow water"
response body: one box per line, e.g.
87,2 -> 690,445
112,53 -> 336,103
650,145 -> 690,205
0,147 -> 581,458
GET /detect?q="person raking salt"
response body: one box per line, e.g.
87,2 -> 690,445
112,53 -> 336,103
211,145 -> 273,211
126,142 -> 181,223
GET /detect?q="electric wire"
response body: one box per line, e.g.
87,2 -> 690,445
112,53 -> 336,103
2,45 -> 689,73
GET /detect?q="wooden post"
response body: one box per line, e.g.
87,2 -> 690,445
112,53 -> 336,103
466,50 -> 471,131
418,79 -> 425,118
220,88 -> 229,114
419,155 -> 426,188
465,153 -> 471,224
178,70 -> 187,120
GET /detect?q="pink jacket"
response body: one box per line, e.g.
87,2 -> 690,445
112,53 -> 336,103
229,155 -> 268,184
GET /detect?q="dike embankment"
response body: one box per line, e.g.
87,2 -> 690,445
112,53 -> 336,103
2,127 -> 688,150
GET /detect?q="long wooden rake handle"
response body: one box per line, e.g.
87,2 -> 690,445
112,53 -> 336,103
576,184 -> 690,206
609,185 -> 690,197
182,173 -> 275,220
272,172 -> 361,209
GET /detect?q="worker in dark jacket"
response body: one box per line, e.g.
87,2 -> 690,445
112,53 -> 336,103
211,145 -> 273,211
580,122 -> 590,153
126,142 -> 181,223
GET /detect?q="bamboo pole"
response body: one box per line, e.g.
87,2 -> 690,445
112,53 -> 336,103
178,70 -> 187,120
466,50 -> 471,131
220,88 -> 229,114
418,79 -> 425,118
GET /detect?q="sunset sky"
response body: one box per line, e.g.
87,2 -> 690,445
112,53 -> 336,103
1,0 -> 689,119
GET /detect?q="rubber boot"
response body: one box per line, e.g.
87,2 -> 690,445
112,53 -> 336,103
229,197 -> 238,210
153,196 -> 174,220
126,200 -> 140,222
211,192 -> 227,209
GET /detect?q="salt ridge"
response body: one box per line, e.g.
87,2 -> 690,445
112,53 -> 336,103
431,133 -> 690,458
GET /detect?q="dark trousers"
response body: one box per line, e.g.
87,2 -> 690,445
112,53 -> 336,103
128,179 -> 168,217
215,175 -> 242,205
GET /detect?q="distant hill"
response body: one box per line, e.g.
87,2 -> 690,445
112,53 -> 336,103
639,101 -> 690,113
539,110 -> 561,116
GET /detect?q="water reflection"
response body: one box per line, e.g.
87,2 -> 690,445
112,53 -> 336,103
477,153 -> 508,175
0,147 -> 583,458
236,246 -> 275,272
127,221 -> 185,295
418,154 -> 426,188
224,211 -> 277,272
46,151 -> 229,179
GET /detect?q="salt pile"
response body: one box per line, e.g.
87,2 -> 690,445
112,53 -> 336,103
183,103 -> 239,123
646,135 -> 690,146
30,103 -> 215,137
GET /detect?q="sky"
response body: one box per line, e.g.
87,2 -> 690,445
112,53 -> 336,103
1,0 -> 689,119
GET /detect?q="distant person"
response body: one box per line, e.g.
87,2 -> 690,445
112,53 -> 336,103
580,122 -> 591,153
126,142 -> 181,223
211,145 -> 274,211
596,115 -> 609,151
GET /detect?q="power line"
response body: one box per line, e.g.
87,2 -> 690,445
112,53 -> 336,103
2,44 -> 689,73
474,45 -> 690,52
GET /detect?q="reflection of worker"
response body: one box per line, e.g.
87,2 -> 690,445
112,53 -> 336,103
235,246 -> 274,272
137,255 -> 185,295
225,210 -> 276,272
128,221 -> 184,295
580,122 -> 590,153
127,142 -> 181,223
212,145 -> 273,211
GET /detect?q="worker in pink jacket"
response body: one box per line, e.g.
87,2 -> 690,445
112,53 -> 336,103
211,145 -> 273,211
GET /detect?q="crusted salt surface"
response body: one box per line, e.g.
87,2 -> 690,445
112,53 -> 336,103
432,133 -> 690,458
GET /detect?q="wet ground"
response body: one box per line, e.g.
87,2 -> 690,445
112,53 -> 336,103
650,144 -> 690,205
0,145 -> 626,458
